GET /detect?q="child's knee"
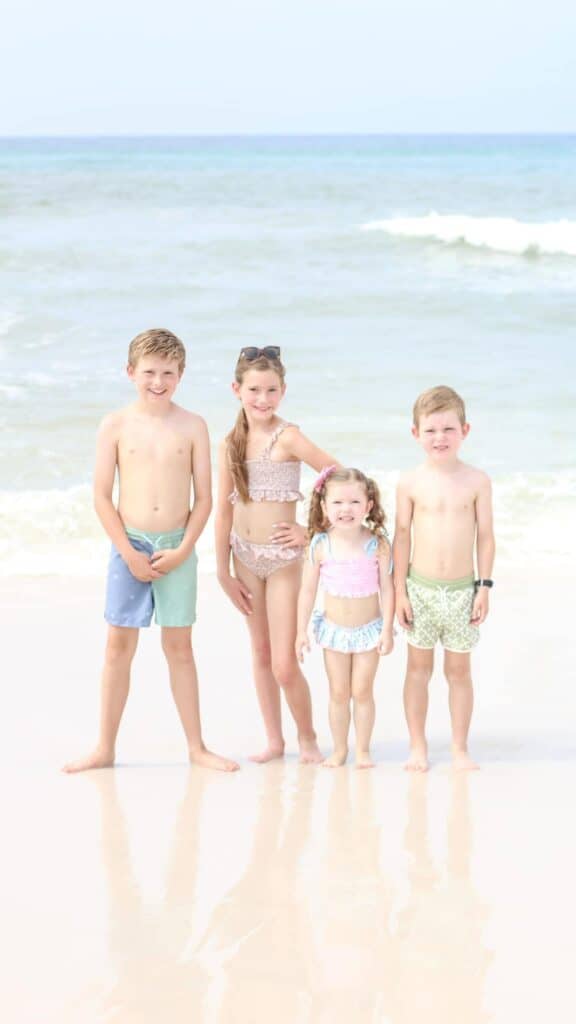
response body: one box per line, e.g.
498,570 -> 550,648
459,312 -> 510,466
105,628 -> 137,664
407,665 -> 432,687
445,665 -> 471,687
351,680 -> 373,703
161,633 -> 193,664
271,653 -> 299,688
330,682 -> 351,705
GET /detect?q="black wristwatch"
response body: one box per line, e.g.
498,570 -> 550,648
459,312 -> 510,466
474,579 -> 494,588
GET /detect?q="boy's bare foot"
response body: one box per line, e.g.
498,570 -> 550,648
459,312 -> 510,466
452,749 -> 479,772
189,747 -> 240,772
355,751 -> 375,770
248,743 -> 285,764
62,747 -> 115,773
299,737 -> 324,764
404,745 -> 429,773
322,749 -> 348,768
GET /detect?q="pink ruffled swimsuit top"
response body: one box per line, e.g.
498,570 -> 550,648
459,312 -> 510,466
229,422 -> 303,504
310,532 -> 380,598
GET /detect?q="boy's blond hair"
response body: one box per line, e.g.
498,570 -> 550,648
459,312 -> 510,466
128,329 -> 186,374
413,385 -> 466,427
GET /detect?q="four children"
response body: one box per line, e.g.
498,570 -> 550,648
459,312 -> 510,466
65,331 -> 495,774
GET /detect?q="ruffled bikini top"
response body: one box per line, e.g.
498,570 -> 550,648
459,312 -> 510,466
229,421 -> 303,505
309,531 -> 381,598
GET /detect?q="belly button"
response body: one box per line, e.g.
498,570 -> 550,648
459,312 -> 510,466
153,506 -> 159,512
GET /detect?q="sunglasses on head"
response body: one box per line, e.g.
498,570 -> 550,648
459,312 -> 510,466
239,346 -> 281,361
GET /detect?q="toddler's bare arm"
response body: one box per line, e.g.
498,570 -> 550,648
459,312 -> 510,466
296,555 -> 321,661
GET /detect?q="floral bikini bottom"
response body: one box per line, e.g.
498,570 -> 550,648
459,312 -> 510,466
230,530 -> 304,580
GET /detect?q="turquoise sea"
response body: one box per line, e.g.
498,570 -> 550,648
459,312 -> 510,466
1,134 -> 575,573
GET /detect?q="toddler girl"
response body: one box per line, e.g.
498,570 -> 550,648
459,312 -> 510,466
296,467 -> 394,767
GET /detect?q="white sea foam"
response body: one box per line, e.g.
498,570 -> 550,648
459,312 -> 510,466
362,213 -> 576,257
1,471 -> 573,577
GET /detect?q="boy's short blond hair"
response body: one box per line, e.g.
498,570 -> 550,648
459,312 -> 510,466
413,385 -> 467,427
128,328 -> 186,374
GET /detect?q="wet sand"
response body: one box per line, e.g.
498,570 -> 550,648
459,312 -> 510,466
1,571 -> 575,1023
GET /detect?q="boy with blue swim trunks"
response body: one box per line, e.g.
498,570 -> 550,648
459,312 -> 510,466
393,386 -> 495,772
64,329 -> 238,773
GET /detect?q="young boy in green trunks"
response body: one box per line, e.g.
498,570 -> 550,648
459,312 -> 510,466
64,329 -> 238,773
393,385 -> 495,772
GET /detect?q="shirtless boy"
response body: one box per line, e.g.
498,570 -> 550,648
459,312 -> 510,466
64,329 -> 238,773
393,386 -> 495,772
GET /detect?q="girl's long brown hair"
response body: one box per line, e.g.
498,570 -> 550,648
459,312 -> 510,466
307,468 -> 387,541
225,351 -> 286,503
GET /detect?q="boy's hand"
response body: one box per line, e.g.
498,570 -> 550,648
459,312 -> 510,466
150,548 -> 184,575
378,629 -> 394,656
270,522 -> 307,547
471,588 -> 489,625
219,574 -> 253,615
396,593 -> 414,630
126,549 -> 163,582
295,631 -> 311,663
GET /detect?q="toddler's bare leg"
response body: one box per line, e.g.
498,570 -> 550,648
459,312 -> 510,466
323,649 -> 352,766
351,649 -> 379,768
444,650 -> 479,771
162,626 -> 239,772
403,645 -> 434,771
233,557 -> 284,763
266,564 -> 323,763
63,625 -> 139,772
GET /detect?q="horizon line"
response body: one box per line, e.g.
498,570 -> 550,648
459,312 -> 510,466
1,129 -> 576,141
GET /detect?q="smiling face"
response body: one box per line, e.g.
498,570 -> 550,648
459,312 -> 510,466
128,354 -> 182,406
232,367 -> 285,423
413,409 -> 469,462
323,480 -> 372,532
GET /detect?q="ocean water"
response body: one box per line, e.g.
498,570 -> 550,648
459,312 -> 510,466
1,134 -> 575,574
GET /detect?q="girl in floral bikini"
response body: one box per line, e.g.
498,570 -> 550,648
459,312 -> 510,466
215,346 -> 337,763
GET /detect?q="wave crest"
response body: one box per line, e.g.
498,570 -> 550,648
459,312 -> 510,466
362,213 -> 576,257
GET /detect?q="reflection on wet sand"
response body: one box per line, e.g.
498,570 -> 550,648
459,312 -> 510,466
394,774 -> 492,1024
92,768 -> 491,1023
309,771 -> 397,1022
195,764 -> 318,1022
95,771 -> 210,1022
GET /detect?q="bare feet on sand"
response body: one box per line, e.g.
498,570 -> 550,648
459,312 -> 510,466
248,743 -> 285,764
299,737 -> 324,764
355,751 -> 375,770
322,749 -> 348,768
62,747 -> 115,773
404,745 -> 429,773
452,748 -> 479,772
189,747 -> 240,772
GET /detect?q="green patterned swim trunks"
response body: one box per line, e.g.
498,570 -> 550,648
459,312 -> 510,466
405,569 -> 479,653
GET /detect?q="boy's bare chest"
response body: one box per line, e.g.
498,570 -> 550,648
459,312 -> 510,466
413,480 -> 475,519
118,427 -> 191,468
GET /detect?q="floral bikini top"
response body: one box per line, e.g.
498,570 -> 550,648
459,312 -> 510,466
229,421 -> 303,505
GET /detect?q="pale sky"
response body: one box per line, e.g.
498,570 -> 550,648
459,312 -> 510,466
2,0 -> 575,135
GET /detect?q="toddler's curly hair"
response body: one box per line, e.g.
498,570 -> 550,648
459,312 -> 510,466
307,467 -> 387,541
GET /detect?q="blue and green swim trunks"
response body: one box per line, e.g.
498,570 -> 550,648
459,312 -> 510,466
105,526 -> 197,628
405,568 -> 479,653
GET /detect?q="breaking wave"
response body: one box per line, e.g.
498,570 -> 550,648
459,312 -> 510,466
362,213 -> 576,257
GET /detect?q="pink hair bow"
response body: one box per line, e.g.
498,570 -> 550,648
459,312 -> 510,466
314,465 -> 337,493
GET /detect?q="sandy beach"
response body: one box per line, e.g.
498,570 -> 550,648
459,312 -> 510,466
2,568 -> 575,1022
